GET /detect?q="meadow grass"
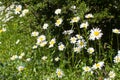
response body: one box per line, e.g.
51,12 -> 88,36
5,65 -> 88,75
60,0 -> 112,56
0,1 -> 120,80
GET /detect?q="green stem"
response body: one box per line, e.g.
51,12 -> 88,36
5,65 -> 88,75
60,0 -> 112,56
117,34 -> 119,50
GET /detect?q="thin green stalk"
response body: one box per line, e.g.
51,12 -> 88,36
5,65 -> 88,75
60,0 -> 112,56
117,34 -> 119,50
99,40 -> 104,56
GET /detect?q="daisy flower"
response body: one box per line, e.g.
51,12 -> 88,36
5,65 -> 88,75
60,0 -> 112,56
14,5 -> 22,14
87,47 -> 94,54
75,34 -> 83,39
76,39 -> 86,48
118,50 -> 120,56
92,61 -> 104,70
108,71 -> 116,79
73,47 -> 81,53
55,9 -> 61,15
41,56 -> 47,61
112,28 -> 120,34
10,55 -> 18,60
20,52 -> 25,57
39,41 -> 47,47
82,66 -> 91,72
80,22 -> 89,29
17,66 -> 25,71
2,28 -> 6,32
37,35 -> 46,43
85,13 -> 94,18
18,56 -> 23,59
70,36 -> 77,44
55,57 -> 60,62
49,38 -> 56,48
113,55 -> 120,63
70,16 -> 80,23
43,23 -> 49,29
55,18 -> 63,26
63,30 -> 74,35
32,45 -> 38,49
56,68 -> 64,78
31,31 -> 39,37
20,9 -> 29,17
58,43 -> 65,51
89,28 -> 103,40
0,28 -> 6,33
18,52 -> 25,59
71,5 -> 76,9
26,58 -> 31,62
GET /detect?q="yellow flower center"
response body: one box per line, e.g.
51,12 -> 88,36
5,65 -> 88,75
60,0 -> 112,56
96,63 -> 100,67
73,17 -> 77,22
56,19 -> 61,24
57,71 -> 62,76
0,29 -> 3,33
79,42 -> 84,46
60,45 -> 63,48
50,41 -> 55,45
39,37 -> 44,41
87,15 -> 91,18
114,29 -> 119,33
89,49 -> 93,53
16,7 -> 21,12
85,67 -> 89,71
94,31 -> 99,36
83,24 -> 87,28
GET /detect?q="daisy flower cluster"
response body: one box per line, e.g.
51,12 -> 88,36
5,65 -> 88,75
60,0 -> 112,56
0,3 -> 14,23
0,3 -> 28,23
10,52 -> 31,72
82,61 -> 104,73
69,34 -> 86,53
14,4 -> 29,17
31,31 -> 66,51
32,6 -> 113,79
10,52 -> 31,61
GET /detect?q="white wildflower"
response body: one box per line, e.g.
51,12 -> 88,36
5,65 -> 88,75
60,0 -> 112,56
89,28 -> 103,40
87,47 -> 94,54
108,71 -> 115,79
85,13 -> 94,18
56,68 -> 64,78
80,22 -> 89,29
14,5 -> 22,14
55,9 -> 61,15
31,31 -> 39,37
17,66 -> 24,71
43,23 -> 49,29
58,43 -> 65,51
55,18 -> 63,26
